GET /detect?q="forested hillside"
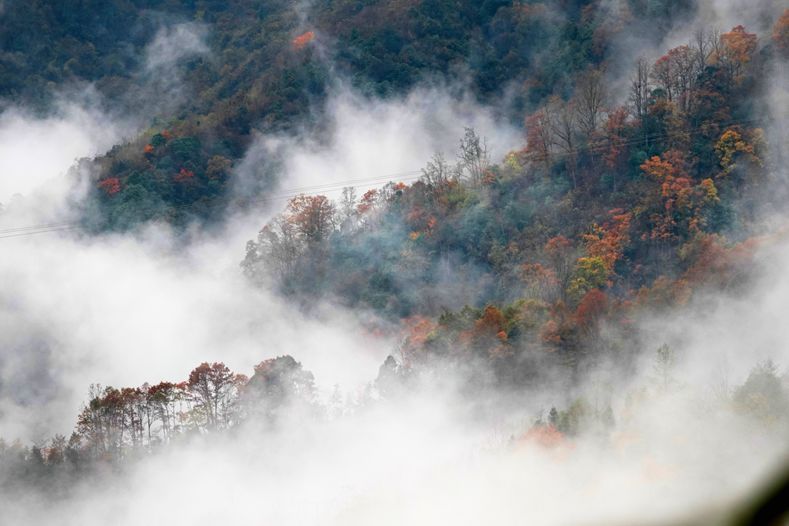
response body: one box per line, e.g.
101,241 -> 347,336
1,1 -> 789,524
242,17 -> 788,383
4,0 -> 698,229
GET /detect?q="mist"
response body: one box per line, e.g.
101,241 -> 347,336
2,2 -> 789,525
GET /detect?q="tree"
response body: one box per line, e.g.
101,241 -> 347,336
241,217 -> 301,284
421,152 -> 453,189
653,344 -> 675,391
338,186 -> 358,230
525,109 -> 554,167
651,46 -> 695,113
575,68 -> 607,136
733,360 -> 788,424
187,362 -> 239,430
774,9 -> 789,57
547,96 -> 580,187
243,356 -> 315,419
602,107 -> 629,191
544,236 -> 578,300
716,25 -> 758,86
457,127 -> 490,185
629,57 -> 651,146
285,194 -> 336,243
581,209 -> 631,274
714,128 -> 760,175
567,256 -> 608,302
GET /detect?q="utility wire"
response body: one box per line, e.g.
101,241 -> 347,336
0,170 -> 424,240
0,114 -> 769,240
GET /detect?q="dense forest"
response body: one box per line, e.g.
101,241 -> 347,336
4,0 -> 700,228
1,1 -> 788,524
242,17 -> 788,383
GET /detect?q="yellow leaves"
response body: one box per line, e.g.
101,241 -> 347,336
714,128 -> 762,174
698,178 -> 719,204
567,256 -> 608,302
581,210 -> 632,273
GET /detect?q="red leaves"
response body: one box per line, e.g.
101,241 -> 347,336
292,31 -> 315,50
518,424 -> 566,449
286,194 -> 336,242
356,189 -> 379,215
574,289 -> 608,328
603,107 -> 628,170
175,167 -> 195,182
475,305 -> 507,336
98,177 -> 121,195
582,210 -> 632,273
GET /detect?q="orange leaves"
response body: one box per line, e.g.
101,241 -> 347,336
286,194 -> 336,242
720,25 -> 758,65
518,424 -> 566,450
356,189 -> 379,215
475,305 -> 507,336
524,109 -> 553,165
540,319 -> 562,345
581,209 -> 632,273
98,177 -> 121,195
774,9 -> 789,56
603,107 -> 628,171
400,316 -> 438,364
574,289 -> 608,328
520,262 -> 559,299
292,31 -> 315,50
545,235 -> 573,257
714,25 -> 758,83
641,150 -> 718,241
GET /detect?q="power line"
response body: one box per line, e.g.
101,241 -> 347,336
0,169 -> 424,240
0,113 -> 769,240
0,225 -> 76,239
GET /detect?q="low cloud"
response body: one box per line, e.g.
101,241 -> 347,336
234,84 -> 522,201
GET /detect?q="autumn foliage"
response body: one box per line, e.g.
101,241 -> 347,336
292,31 -> 315,50
98,177 -> 121,195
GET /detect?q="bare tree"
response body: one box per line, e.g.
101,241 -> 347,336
575,68 -> 608,136
421,152 -> 452,188
547,96 -> 580,187
456,127 -> 490,185
629,58 -> 651,148
339,186 -> 357,231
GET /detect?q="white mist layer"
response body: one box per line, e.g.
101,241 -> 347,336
1,30 -> 788,525
236,86 -> 521,201
0,101 -> 126,203
0,82 -> 522,443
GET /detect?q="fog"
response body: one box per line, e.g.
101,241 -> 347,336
1,3 -> 788,524
234,84 -> 521,202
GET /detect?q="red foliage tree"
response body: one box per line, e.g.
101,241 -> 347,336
98,178 -> 121,195
292,31 -> 315,50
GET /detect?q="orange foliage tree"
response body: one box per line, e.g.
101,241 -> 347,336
285,194 -> 336,243
582,209 -> 632,274
717,25 -> 758,84
98,177 -> 121,195
292,31 -> 315,50
640,150 -> 718,242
